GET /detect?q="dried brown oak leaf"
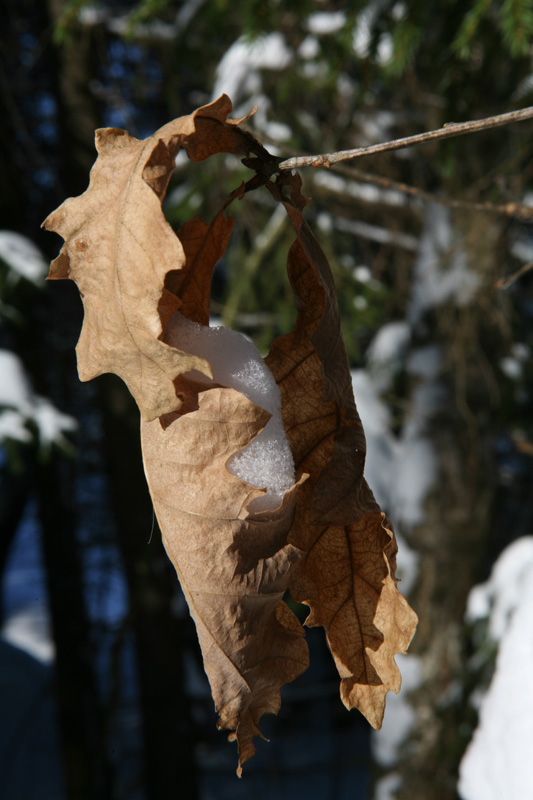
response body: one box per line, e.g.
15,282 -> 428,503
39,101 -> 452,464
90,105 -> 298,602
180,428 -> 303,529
43,94 -> 417,769
42,95 -> 258,421
265,176 -> 418,729
142,395 -> 308,774
43,96 -> 309,775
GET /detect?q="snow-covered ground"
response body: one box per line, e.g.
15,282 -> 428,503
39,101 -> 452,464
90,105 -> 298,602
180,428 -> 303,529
458,537 -> 533,800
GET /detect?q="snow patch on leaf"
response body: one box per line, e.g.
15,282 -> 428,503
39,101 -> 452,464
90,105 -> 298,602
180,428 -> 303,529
165,312 -> 295,511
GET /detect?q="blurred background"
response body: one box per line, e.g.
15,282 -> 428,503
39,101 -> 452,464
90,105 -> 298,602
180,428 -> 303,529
1,1 -> 533,799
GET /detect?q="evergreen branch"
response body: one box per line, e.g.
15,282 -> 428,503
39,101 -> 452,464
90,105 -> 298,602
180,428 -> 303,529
277,106 -> 533,170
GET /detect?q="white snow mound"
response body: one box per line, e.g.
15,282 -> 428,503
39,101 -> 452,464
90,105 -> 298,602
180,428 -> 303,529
166,313 -> 295,511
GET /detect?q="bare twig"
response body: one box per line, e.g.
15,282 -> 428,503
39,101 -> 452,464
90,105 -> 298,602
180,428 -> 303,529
495,260 -> 533,289
259,132 -> 533,221
277,106 -> 533,170
330,164 -> 533,221
514,437 -> 533,456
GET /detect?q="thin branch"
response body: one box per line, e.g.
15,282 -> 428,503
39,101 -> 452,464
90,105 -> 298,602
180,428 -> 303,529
514,437 -> 533,456
259,132 -> 533,221
495,260 -> 533,289
332,164 -> 533,221
277,106 -> 533,170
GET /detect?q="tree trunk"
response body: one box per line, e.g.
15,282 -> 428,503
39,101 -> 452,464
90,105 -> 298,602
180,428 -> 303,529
394,211 -> 506,800
100,375 -> 200,800
37,452 -> 112,799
